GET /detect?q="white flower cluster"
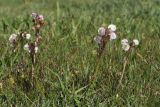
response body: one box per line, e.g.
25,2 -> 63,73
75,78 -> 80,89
121,39 -> 139,52
94,24 -> 117,44
9,33 -> 31,46
23,33 -> 31,40
108,24 -> 117,40
93,23 -> 140,53
9,32 -> 33,53
24,42 -> 38,53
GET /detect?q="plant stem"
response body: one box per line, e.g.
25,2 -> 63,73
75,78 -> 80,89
30,53 -> 36,79
118,56 -> 128,88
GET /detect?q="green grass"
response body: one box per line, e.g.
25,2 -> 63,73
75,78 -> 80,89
0,0 -> 160,106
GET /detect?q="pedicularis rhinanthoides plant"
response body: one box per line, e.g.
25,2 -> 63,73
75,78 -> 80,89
93,23 -> 140,88
118,38 -> 140,87
94,24 -> 117,56
90,24 -> 117,85
24,13 -> 44,65
9,13 -> 45,74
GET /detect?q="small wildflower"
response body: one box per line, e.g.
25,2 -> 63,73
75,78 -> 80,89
108,24 -> 116,31
121,39 -> 128,45
94,36 -> 102,44
122,43 -> 130,52
94,24 -> 117,56
121,38 -> 139,52
121,39 -> 130,52
133,39 -> 139,46
31,13 -> 44,25
24,44 -> 30,53
98,27 -> 106,36
109,32 -> 117,40
9,34 -> 17,45
26,34 -> 31,40
24,42 -> 39,54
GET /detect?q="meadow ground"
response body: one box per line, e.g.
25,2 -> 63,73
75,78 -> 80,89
0,0 -> 160,106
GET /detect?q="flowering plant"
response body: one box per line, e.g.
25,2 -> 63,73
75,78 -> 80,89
94,24 -> 117,56
9,13 -> 45,76
118,38 -> 140,87
121,39 -> 139,52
